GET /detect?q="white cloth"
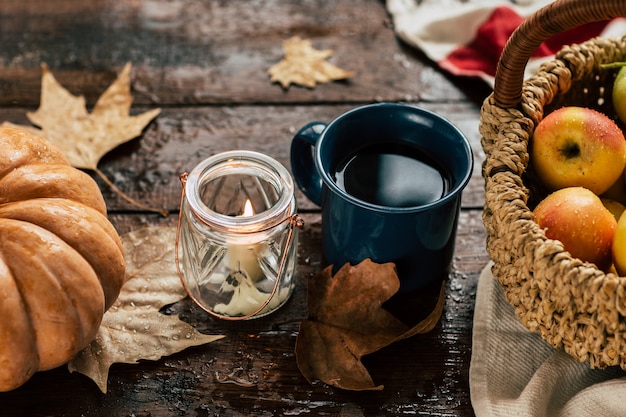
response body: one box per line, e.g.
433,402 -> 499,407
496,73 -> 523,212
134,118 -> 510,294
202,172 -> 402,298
386,0 -> 626,86
470,263 -> 626,417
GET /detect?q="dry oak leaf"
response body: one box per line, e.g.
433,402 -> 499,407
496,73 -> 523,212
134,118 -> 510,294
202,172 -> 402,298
295,259 -> 445,391
268,36 -> 355,89
68,226 -> 224,394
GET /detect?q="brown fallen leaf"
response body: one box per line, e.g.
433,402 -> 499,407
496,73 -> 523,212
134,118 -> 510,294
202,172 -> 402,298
3,63 -> 165,216
68,226 -> 224,393
268,36 -> 355,89
295,259 -> 445,391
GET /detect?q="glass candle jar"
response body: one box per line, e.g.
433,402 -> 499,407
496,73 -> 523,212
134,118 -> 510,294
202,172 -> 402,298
176,150 -> 302,320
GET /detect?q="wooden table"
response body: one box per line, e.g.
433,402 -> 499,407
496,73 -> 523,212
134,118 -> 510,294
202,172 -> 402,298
0,1 -> 494,415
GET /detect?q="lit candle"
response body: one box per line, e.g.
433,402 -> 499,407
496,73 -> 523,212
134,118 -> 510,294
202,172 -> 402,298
226,199 -> 264,282
217,198 -> 284,317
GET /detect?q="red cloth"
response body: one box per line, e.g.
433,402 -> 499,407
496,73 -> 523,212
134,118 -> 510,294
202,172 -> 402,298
387,0 -> 626,85
442,6 -> 614,79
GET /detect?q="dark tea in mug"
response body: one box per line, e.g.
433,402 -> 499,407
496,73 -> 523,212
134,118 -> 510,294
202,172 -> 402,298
333,142 -> 450,207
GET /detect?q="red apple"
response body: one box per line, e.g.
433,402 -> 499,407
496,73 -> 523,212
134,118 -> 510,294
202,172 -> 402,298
531,106 -> 626,195
534,187 -> 617,271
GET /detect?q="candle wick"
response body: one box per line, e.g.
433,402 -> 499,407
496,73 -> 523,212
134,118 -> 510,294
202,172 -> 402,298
226,270 -> 248,287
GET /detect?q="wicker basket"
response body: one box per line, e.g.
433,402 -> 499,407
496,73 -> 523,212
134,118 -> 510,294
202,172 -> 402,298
481,0 -> 626,369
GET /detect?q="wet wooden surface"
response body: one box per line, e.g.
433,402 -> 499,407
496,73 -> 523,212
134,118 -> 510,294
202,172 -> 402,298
0,1 -> 494,416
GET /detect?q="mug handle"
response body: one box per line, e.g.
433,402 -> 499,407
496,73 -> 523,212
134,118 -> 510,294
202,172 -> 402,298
290,121 -> 327,206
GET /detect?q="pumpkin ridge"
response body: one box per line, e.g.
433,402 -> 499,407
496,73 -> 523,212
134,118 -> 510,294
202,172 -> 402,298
0,127 -> 67,179
0,216 -> 105,371
31,259 -> 87,360
0,249 -> 39,391
0,198 -> 126,309
0,164 -> 107,214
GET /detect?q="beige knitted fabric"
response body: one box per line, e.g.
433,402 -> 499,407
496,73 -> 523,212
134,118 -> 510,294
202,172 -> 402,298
470,263 -> 626,417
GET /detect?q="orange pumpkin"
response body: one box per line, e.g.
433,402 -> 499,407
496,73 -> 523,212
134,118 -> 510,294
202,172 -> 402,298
0,127 -> 126,391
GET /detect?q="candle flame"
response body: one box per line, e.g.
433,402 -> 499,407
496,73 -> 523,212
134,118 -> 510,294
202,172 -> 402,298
243,199 -> 254,217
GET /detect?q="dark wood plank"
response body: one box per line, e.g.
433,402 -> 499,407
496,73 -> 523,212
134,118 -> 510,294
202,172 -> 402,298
0,0 -> 491,107
0,102 -> 485,213
96,103 -> 484,211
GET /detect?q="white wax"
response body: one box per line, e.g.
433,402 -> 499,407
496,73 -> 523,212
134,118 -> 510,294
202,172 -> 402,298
213,276 -> 287,317
226,244 -> 263,282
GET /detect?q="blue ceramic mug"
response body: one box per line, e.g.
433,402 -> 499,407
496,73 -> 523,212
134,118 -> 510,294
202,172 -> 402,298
290,103 -> 473,292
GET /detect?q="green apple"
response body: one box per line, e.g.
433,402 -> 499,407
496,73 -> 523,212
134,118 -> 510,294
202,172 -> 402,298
613,65 -> 626,124
534,186 -> 617,272
531,106 -> 626,195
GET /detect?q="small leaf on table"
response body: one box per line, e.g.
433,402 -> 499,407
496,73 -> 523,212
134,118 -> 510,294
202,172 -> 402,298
68,227 -> 224,394
268,36 -> 355,89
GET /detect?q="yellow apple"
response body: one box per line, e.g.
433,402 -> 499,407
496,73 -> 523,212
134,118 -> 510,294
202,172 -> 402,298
601,197 -> 626,221
601,169 -> 626,206
534,187 -> 617,271
613,210 -> 626,275
531,106 -> 626,195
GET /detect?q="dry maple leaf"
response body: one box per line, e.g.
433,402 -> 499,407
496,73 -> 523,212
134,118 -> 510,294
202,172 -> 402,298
3,63 -> 165,215
68,226 -> 224,394
268,36 -> 355,89
27,62 -> 160,170
295,259 -> 445,391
